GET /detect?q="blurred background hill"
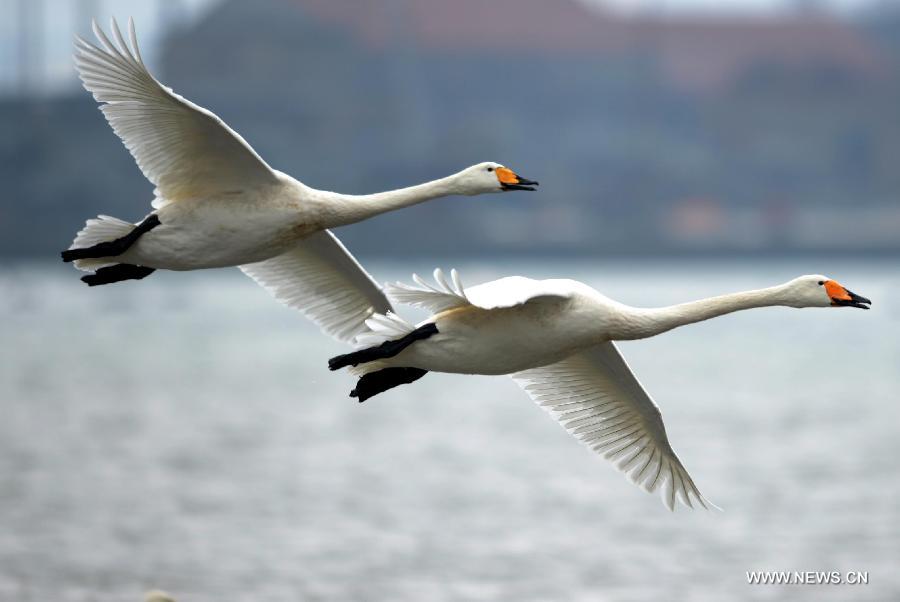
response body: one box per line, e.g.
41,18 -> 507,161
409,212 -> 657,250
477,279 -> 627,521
1,0 -> 899,258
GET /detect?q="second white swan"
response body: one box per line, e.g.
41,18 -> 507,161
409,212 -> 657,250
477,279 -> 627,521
329,269 -> 871,510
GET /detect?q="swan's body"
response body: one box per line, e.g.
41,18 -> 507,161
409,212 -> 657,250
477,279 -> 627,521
330,269 -> 871,510
382,280 -> 602,375
62,19 -> 536,341
83,169 -> 528,272
113,179 -> 307,271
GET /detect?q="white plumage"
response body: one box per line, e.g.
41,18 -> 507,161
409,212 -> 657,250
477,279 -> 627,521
70,215 -> 135,270
514,344 -> 708,511
386,268 -> 471,313
65,19 -> 537,342
239,231 -> 391,341
335,269 -> 870,510
75,19 -> 277,203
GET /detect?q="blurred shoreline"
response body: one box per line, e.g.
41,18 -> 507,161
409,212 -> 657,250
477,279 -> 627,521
3,0 -> 900,260
5,249 -> 900,264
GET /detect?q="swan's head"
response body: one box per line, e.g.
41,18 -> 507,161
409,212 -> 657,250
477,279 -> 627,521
455,162 -> 539,195
782,275 -> 871,309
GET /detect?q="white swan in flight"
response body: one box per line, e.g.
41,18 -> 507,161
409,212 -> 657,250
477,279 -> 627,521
328,269 -> 871,510
61,19 -> 537,341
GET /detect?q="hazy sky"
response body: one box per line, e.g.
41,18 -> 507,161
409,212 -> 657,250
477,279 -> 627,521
0,0 -> 219,94
0,0 -> 883,95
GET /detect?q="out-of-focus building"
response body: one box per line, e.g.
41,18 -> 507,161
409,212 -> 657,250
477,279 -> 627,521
2,0 -> 899,257
275,0 -> 883,94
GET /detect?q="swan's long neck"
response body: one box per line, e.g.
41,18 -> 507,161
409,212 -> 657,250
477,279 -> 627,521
610,284 -> 791,340
316,174 -> 460,227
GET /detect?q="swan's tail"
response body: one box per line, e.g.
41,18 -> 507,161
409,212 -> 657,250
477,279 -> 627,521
334,312 -> 418,376
328,312 -> 436,375
354,311 -> 418,347
64,214 -> 135,271
328,311 -> 435,401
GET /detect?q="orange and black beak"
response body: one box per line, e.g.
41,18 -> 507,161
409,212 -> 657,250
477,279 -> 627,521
496,167 -> 539,191
825,280 -> 871,309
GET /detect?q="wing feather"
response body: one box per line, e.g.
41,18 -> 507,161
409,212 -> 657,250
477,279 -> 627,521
385,269 -> 573,314
240,231 -> 392,343
512,342 -> 716,511
386,268 -> 471,314
75,18 -> 278,202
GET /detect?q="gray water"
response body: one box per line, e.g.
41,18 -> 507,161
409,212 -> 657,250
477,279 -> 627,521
1,259 -> 898,602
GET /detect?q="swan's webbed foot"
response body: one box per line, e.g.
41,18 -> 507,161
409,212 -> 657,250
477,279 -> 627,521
81,264 -> 156,286
61,214 -> 161,262
351,367 -> 428,402
328,323 -> 439,370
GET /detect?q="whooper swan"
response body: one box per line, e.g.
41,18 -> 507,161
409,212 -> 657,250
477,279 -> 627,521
61,19 -> 537,341
328,269 -> 871,509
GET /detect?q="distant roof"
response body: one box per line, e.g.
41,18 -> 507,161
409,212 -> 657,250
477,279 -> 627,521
290,0 -> 883,92
293,0 -> 627,52
630,15 -> 884,92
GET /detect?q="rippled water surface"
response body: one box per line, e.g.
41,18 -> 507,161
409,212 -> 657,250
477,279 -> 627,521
1,259 -> 898,601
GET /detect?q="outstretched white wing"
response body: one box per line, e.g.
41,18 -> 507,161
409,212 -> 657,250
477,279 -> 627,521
75,18 -> 278,202
385,268 -> 471,313
386,268 -> 573,314
240,230 -> 392,343
513,343 -> 714,511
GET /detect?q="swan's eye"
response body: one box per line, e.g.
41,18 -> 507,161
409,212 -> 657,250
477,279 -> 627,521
818,281 -> 824,285
487,167 -> 493,172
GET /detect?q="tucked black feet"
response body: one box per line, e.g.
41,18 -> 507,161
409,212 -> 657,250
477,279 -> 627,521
351,367 -> 428,402
62,214 -> 161,262
81,264 -> 156,286
62,240 -> 125,262
328,323 -> 439,371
